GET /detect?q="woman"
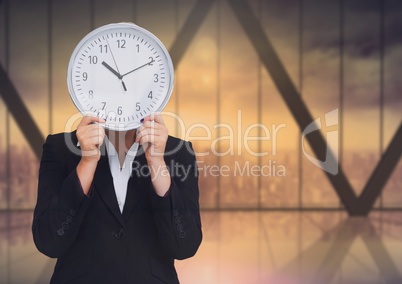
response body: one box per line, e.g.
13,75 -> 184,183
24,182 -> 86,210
32,113 -> 202,283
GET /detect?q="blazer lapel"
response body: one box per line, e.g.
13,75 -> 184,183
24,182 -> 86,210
122,147 -> 149,220
93,144 -> 126,227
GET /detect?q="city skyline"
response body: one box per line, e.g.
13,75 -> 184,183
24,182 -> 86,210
0,137 -> 400,210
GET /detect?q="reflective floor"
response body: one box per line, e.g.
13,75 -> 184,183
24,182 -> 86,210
0,211 -> 401,284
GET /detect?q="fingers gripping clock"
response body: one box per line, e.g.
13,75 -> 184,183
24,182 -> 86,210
67,23 -> 174,130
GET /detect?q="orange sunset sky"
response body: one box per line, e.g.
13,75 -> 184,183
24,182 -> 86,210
1,0 -> 401,154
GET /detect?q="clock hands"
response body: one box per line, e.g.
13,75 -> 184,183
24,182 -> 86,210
101,61 -> 127,91
101,41 -> 154,92
105,38 -> 127,91
121,80 -> 127,92
102,61 -> 122,79
121,58 -> 155,78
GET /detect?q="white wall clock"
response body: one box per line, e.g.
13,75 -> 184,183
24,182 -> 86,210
67,22 -> 174,130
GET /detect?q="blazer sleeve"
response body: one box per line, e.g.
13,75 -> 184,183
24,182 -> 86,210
32,134 -> 94,258
150,141 -> 202,260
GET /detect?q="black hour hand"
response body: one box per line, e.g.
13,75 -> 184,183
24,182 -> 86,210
102,61 -> 122,79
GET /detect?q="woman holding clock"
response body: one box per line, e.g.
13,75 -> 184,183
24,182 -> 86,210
32,23 -> 202,284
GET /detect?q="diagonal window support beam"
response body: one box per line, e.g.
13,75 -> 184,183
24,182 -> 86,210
227,0 -> 357,213
0,63 -> 45,160
169,0 -> 215,67
227,0 -> 402,216
358,122 -> 402,214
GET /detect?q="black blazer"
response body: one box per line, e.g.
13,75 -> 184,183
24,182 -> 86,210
32,131 -> 202,284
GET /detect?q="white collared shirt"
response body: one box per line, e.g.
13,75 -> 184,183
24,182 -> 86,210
104,136 -> 139,213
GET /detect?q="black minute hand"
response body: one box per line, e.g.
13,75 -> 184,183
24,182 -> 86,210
121,59 -> 155,78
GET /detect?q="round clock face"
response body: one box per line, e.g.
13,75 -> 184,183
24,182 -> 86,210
67,22 -> 174,130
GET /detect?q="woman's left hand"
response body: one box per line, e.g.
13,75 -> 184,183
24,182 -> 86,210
135,113 -> 171,196
135,113 -> 168,166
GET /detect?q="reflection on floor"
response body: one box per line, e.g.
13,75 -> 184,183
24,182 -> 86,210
0,211 -> 401,284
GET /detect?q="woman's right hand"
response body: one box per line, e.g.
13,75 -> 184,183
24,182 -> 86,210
76,115 -> 106,163
76,115 -> 105,195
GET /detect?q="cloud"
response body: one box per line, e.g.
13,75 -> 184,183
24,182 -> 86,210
301,0 -> 402,59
